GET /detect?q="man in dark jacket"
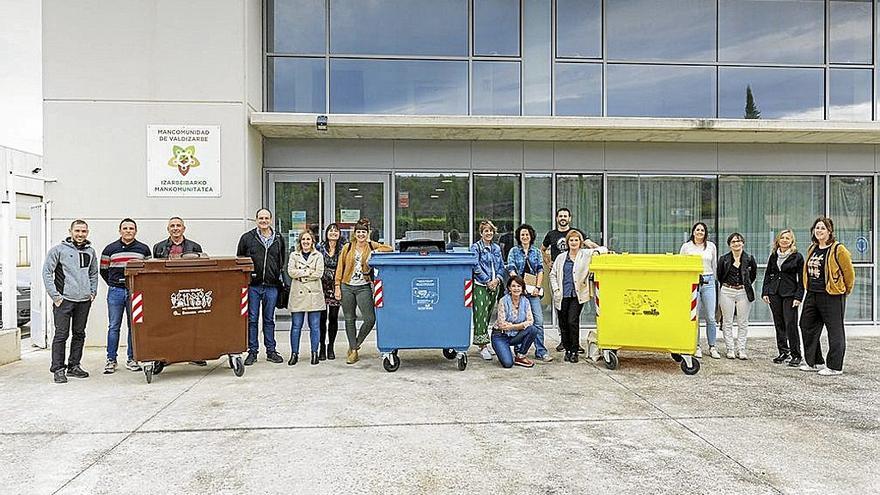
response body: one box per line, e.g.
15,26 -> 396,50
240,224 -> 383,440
43,219 -> 99,383
154,216 -> 207,366
237,208 -> 286,365
152,217 -> 203,258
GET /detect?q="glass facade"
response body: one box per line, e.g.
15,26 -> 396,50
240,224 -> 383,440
269,0 -> 878,120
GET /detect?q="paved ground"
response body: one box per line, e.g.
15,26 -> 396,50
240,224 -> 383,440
1,335 -> 878,495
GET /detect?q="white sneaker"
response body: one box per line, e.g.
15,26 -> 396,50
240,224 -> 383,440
487,346 -> 496,356
479,347 -> 492,361
726,350 -> 736,359
103,360 -> 117,374
709,346 -> 721,359
799,363 -> 823,372
125,359 -> 142,371
737,351 -> 748,360
817,367 -> 843,376
694,347 -> 703,358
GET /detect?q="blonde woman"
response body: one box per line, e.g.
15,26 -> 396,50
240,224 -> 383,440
550,230 -> 605,363
334,221 -> 393,365
288,231 -> 325,366
470,219 -> 506,361
761,229 -> 805,367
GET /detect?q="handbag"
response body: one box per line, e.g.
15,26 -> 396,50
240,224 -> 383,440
276,284 -> 290,309
523,255 -> 543,296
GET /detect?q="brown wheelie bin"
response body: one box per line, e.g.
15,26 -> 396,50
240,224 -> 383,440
124,256 -> 254,383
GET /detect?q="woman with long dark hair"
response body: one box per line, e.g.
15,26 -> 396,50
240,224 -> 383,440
679,222 -> 719,359
799,217 -> 855,376
317,223 -> 343,360
507,223 -> 551,362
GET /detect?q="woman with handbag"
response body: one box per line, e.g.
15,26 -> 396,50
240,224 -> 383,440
287,230 -> 325,366
334,220 -> 393,365
716,232 -> 758,360
470,219 -> 506,361
550,230 -> 604,363
318,223 -> 343,360
761,229 -> 805,367
507,223 -> 551,362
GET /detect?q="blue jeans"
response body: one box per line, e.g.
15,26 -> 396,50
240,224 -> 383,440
106,286 -> 133,362
248,285 -> 279,355
697,274 -> 718,347
291,311 -> 321,355
491,326 -> 537,368
526,295 -> 548,358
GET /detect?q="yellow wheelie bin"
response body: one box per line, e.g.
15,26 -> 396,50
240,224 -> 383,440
589,254 -> 704,375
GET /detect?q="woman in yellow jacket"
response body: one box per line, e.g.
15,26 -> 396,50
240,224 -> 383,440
799,216 -> 855,376
334,221 -> 393,364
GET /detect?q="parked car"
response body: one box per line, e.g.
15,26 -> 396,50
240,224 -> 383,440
0,284 -> 31,327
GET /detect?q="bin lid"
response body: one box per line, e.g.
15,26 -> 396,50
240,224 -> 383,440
589,253 -> 703,272
398,239 -> 447,253
125,256 -> 254,275
369,251 -> 477,267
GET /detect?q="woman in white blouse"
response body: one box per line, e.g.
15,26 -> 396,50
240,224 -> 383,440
679,222 -> 720,359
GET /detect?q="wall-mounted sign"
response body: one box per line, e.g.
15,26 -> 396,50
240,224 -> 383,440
147,125 -> 221,197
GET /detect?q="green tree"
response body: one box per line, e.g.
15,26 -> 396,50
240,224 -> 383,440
744,85 -> 761,119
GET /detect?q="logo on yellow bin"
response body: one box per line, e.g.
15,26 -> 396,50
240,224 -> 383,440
167,145 -> 201,176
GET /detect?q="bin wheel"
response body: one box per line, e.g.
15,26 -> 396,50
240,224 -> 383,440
144,364 -> 153,384
383,355 -> 400,372
681,358 -> 700,375
457,354 -> 468,371
232,356 -> 245,377
604,350 -> 619,370
153,361 -> 165,375
227,355 -> 235,369
443,348 -> 457,360
671,353 -> 683,363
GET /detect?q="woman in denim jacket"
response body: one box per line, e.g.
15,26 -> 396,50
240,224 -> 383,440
470,219 -> 506,361
491,275 -> 537,368
507,223 -> 551,362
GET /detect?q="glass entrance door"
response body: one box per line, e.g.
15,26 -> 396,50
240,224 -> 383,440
267,172 -> 390,248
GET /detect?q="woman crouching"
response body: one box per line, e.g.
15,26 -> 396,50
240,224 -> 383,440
491,276 -> 537,368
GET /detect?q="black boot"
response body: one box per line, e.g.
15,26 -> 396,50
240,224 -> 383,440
563,351 -> 571,362
288,353 -> 298,366
311,353 -> 319,365
327,345 -> 336,360
319,343 -> 327,361
772,353 -> 790,364
570,351 -> 579,363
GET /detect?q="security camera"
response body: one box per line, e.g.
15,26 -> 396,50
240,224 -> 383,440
316,115 -> 328,132
31,167 -> 42,174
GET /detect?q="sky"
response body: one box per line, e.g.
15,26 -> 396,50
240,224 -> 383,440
0,0 -> 42,155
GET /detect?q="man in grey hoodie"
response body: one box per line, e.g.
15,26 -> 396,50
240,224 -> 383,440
43,219 -> 99,383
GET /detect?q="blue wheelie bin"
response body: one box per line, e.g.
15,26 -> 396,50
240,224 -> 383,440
369,240 -> 477,372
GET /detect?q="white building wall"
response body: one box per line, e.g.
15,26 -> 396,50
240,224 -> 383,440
43,0 -> 263,347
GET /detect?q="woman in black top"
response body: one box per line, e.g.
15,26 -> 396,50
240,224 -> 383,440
317,223 -> 343,360
716,233 -> 758,360
761,229 -> 805,367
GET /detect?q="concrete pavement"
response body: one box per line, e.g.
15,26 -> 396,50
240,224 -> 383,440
1,336 -> 878,494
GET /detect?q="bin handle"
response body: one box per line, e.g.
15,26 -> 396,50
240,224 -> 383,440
164,259 -> 219,268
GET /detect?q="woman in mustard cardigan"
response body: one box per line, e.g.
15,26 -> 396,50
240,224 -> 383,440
799,216 -> 855,376
334,221 -> 393,364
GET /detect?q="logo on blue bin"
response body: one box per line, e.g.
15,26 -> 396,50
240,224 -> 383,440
412,278 -> 439,311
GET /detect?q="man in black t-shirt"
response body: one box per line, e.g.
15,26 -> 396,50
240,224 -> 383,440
540,207 -> 598,353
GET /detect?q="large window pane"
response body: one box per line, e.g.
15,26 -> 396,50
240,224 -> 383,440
394,173 -> 470,249
269,57 -> 325,113
472,62 -> 522,116
555,0 -> 601,58
556,174 -> 603,245
719,0 -> 824,64
830,176 -> 873,263
554,63 -> 602,116
607,64 -> 716,118
718,176 -> 825,256
719,67 -> 824,120
330,59 -> 468,115
847,267 -> 873,321
474,0 -> 521,56
608,176 -> 716,254
525,174 -> 554,324
331,0 -> 467,56
269,0 -> 325,54
607,0 -> 716,62
830,0 -> 873,64
474,174 -> 522,260
830,69 -> 873,121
